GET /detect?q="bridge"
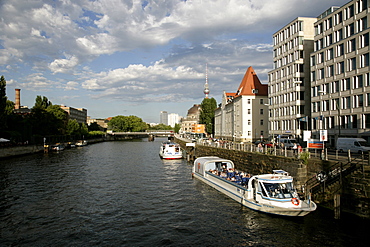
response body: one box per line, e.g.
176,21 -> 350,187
107,130 -> 175,139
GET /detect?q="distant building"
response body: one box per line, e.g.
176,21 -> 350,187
180,104 -> 201,134
60,105 -> 87,124
87,117 -> 109,131
168,113 -> 180,127
160,111 -> 168,125
215,67 -> 268,142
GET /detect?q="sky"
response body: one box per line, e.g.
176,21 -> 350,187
0,0 -> 350,123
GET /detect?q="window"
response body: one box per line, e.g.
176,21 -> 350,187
248,119 -> 251,125
311,71 -> 316,81
260,120 -> 264,126
354,75 -> 364,88
346,23 -> 355,37
260,109 -> 264,115
348,57 -> 356,71
358,17 -> 367,32
311,55 -> 316,66
260,99 -> 264,104
337,61 -> 344,74
318,52 -> 324,64
319,68 -> 325,79
336,43 -> 344,56
326,48 -> 334,60
359,33 -> 369,48
327,65 -> 334,77
348,39 -> 356,53
248,109 -> 251,114
335,29 -> 343,42
360,53 -> 369,68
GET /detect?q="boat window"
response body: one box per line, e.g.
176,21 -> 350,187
262,182 -> 296,199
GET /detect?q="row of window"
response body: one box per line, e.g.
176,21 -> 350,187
312,113 -> 370,130
315,16 -> 367,51
312,54 -> 369,81
312,92 -> 370,113
273,21 -> 304,45
316,0 -> 367,36
312,73 -> 370,96
273,38 -> 304,58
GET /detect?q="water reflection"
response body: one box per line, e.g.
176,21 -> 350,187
0,139 -> 369,246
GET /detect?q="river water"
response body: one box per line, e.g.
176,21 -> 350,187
0,138 -> 368,246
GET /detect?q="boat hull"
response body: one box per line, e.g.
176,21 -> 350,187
193,172 -> 316,217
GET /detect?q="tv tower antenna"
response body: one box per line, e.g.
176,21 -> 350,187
204,63 -> 210,98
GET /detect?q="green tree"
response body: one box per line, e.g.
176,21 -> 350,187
33,95 -> 52,110
46,105 -> 68,134
199,97 -> 217,135
0,75 -> 8,129
66,119 -> 80,135
174,123 -> 181,133
148,123 -> 173,130
108,115 -> 148,132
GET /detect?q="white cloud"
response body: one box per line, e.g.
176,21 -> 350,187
49,55 -> 79,74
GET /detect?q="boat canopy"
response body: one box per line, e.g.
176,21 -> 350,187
194,157 -> 234,175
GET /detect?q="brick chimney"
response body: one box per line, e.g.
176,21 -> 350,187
15,88 -> 21,109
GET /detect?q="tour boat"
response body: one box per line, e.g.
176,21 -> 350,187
159,141 -> 183,159
192,156 -> 317,217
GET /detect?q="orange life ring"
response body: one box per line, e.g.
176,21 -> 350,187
291,198 -> 300,206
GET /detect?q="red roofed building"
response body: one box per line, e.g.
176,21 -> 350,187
215,67 -> 268,142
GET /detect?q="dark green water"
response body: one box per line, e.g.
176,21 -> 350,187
0,138 -> 368,246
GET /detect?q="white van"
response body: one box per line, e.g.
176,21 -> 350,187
279,138 -> 298,149
336,138 -> 370,153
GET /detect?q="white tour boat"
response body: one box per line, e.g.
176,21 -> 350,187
159,141 -> 183,159
192,156 -> 317,217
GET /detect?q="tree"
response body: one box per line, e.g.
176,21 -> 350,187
108,115 -> 148,132
174,123 -> 181,133
0,75 -> 8,129
148,123 -> 173,130
33,95 -> 51,110
199,97 -> 217,135
46,105 -> 68,134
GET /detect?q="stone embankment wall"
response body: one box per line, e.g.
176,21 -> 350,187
0,145 -> 44,159
176,138 -> 310,187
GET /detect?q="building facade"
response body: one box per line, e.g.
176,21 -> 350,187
311,0 -> 370,146
215,67 -> 268,142
180,104 -> 201,135
268,17 -> 318,143
168,113 -> 180,127
60,105 -> 87,124
159,111 -> 168,125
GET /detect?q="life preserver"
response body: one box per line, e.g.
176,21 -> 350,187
291,198 -> 300,206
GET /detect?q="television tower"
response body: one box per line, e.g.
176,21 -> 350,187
203,63 -> 210,98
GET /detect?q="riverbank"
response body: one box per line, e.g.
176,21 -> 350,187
0,138 -> 106,159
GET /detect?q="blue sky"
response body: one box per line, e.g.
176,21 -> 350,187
0,0 -> 350,123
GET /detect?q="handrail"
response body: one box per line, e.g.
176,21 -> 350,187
304,157 -> 363,195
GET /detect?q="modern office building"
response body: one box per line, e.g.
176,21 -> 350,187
168,113 -> 180,127
268,17 -> 318,143
159,111 -> 168,125
311,0 -> 370,146
215,66 -> 268,142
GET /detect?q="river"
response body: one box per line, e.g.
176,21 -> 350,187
0,138 -> 368,246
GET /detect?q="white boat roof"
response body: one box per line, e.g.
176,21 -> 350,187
254,173 -> 293,183
194,156 -> 230,163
